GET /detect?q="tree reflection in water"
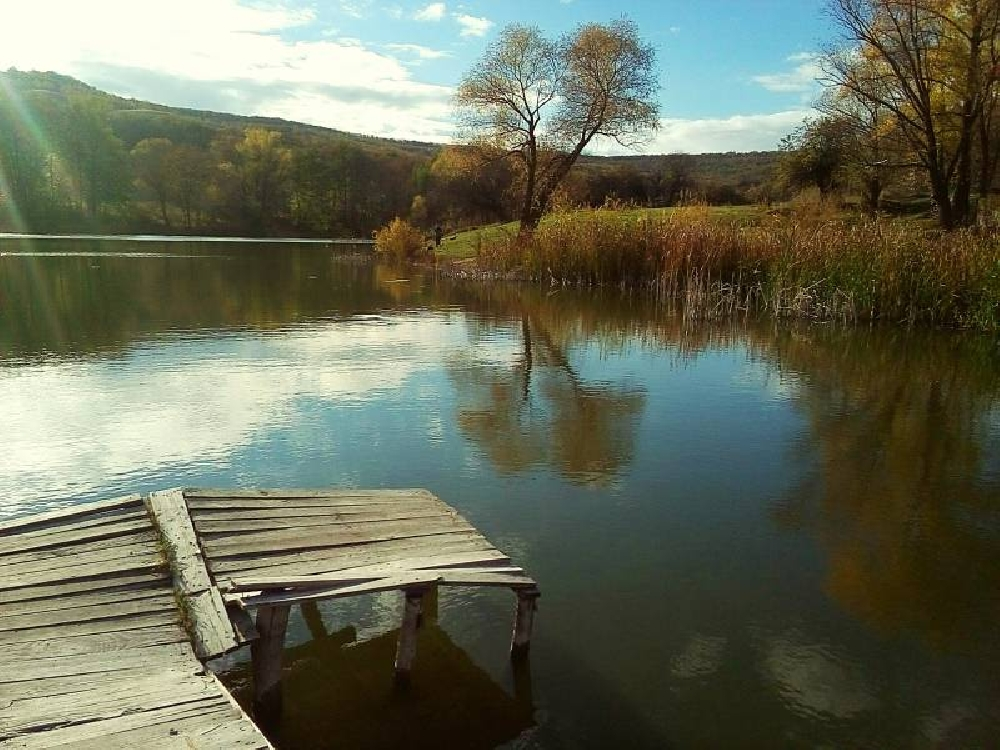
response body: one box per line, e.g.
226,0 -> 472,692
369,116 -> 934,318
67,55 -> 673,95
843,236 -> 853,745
450,309 -> 645,486
760,326 -> 1000,649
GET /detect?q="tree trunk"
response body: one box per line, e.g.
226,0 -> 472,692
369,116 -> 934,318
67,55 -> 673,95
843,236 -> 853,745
862,174 -> 882,215
977,103 -> 999,198
519,205 -> 542,232
519,144 -> 540,233
159,197 -> 170,228
930,171 -> 955,230
953,107 -> 976,226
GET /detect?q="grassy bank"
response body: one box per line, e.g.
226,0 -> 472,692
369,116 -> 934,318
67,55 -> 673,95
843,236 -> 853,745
443,205 -> 999,329
436,205 -> 763,260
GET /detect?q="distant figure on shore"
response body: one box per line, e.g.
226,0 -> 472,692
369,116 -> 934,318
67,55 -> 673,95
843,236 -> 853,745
434,226 -> 443,247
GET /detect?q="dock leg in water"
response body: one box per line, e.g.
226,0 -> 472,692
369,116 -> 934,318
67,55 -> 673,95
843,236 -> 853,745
252,603 -> 291,723
510,588 -> 540,661
394,586 -> 426,685
417,584 -> 438,628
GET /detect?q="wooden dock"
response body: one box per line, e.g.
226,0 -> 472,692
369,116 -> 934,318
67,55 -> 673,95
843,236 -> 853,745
0,488 -> 539,747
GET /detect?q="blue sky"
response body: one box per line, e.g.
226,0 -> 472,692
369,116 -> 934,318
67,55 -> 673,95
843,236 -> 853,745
0,1 -> 834,153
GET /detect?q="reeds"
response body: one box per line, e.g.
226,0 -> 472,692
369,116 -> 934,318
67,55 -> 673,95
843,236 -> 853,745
476,207 -> 1000,329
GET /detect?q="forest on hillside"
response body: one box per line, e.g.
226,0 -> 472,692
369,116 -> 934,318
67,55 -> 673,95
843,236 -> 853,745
0,70 -> 780,237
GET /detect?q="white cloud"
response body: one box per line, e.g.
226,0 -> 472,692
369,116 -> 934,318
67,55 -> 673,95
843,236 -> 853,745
761,630 -> 878,718
588,110 -> 813,155
0,0 -> 456,142
455,13 -> 492,37
386,43 -> 450,60
338,0 -> 372,18
414,2 -> 446,21
753,53 -> 822,94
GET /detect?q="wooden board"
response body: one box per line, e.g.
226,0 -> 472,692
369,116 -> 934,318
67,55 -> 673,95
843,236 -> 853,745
185,488 -> 435,500
0,513 -> 152,556
0,570 -> 169,606
4,626 -> 189,660
218,551 -> 514,590
146,489 -> 237,660
195,509 -> 451,534
0,495 -> 144,536
0,494 -> 272,749
207,533 -> 497,578
199,518 -> 474,558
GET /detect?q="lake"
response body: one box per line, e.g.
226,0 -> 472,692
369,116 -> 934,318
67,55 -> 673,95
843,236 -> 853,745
2,238 -> 998,748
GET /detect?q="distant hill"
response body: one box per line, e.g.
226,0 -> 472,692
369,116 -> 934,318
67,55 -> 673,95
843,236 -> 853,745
2,68 -> 439,156
0,69 -> 781,235
3,68 -> 778,172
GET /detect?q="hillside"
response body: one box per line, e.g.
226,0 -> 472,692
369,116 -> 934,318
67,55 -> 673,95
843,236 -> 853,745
4,69 -> 439,156
0,69 -> 781,236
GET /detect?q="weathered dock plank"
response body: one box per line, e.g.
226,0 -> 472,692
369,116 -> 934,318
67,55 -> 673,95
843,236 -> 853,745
146,489 -> 238,660
0,533 -> 159,570
200,519 -> 475,558
6,626 -> 189,660
1,643 -> 195,683
0,514 -> 152,555
186,488 -> 434,499
220,554 -> 517,591
0,495 -> 271,749
0,495 -> 144,535
0,593 -> 179,632
0,554 -> 164,592
207,533 -> 498,578
0,570 -> 169,606
1,586 -> 169,618
195,509 -> 450,533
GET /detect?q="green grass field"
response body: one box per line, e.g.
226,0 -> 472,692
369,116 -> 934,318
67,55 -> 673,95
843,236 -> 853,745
435,206 -> 767,261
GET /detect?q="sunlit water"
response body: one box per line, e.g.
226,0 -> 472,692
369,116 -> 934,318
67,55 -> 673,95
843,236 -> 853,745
2,239 -> 998,748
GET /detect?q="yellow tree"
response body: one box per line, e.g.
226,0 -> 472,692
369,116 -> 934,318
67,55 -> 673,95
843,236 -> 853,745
825,0 -> 1000,227
214,127 -> 291,234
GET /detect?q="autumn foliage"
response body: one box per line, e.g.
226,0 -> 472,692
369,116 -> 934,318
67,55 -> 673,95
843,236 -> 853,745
374,218 -> 429,262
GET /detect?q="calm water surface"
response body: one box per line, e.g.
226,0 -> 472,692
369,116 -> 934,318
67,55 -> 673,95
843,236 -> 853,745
2,239 -> 999,748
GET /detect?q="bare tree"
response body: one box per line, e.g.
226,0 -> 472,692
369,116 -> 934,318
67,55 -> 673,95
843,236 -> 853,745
824,0 -> 1000,228
455,18 -> 659,231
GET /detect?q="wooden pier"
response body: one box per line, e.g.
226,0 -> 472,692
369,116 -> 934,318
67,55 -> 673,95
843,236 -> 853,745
0,488 -> 539,747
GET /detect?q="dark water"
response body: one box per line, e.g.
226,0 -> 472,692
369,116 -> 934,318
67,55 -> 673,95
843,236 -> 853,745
2,239 -> 999,749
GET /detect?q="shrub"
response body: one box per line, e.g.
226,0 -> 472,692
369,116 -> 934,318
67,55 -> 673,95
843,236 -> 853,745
374,218 -> 428,261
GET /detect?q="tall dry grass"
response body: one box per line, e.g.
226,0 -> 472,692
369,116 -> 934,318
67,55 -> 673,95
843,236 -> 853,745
475,207 -> 1000,329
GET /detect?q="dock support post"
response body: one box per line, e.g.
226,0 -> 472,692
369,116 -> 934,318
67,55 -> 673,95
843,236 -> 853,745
510,588 -> 540,661
251,603 -> 290,724
417,584 -> 438,628
393,586 -> 426,685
